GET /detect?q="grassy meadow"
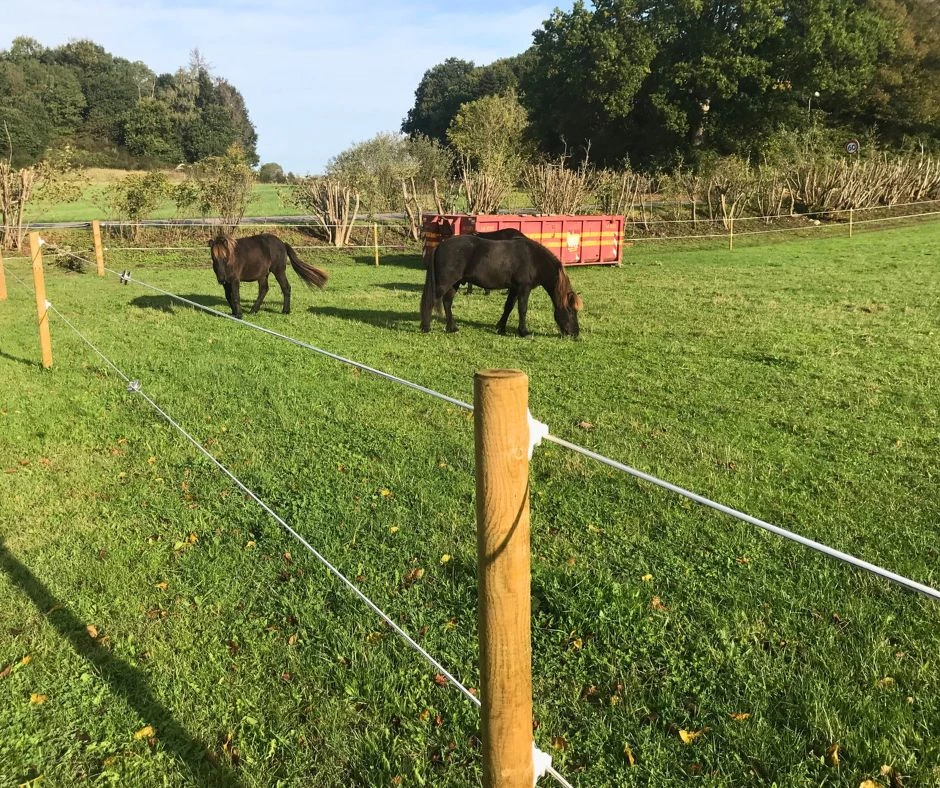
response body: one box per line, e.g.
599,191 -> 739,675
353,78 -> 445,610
1,223 -> 938,786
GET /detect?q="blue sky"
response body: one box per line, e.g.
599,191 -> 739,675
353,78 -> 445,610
1,0 -> 560,174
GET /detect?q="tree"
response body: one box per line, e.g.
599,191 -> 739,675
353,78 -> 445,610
1,145 -> 84,250
402,58 -> 477,142
183,144 -> 255,231
121,98 -> 183,163
107,171 -> 170,238
258,162 -> 286,183
522,0 -> 657,165
326,132 -> 453,211
446,91 -> 531,181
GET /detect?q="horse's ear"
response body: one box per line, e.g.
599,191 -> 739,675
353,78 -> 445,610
570,292 -> 583,312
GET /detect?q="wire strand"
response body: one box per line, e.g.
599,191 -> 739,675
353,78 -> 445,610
103,266 -> 473,411
544,433 -> 940,602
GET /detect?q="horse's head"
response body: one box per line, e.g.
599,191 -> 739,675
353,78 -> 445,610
553,279 -> 583,337
209,235 -> 236,284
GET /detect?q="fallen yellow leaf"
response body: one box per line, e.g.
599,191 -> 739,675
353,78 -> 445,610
624,743 -> 636,766
641,573 -> 653,582
858,781 -> 881,788
440,554 -> 452,564
379,488 -> 392,497
679,728 -> 707,744
389,526 -> 400,534
651,596 -> 667,612
876,676 -> 895,689
729,712 -> 751,721
30,693 -> 48,704
570,638 -> 583,650
134,725 -> 155,740
86,625 -> 99,639
245,540 -> 256,549
155,581 -> 168,591
826,742 -> 841,767
148,456 -> 156,464
19,655 -> 32,667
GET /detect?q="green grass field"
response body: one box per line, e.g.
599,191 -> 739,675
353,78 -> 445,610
25,183 -> 302,223
1,224 -> 938,786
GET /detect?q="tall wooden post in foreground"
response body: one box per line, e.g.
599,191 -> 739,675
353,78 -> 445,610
373,223 -> 380,266
29,232 -> 53,368
0,247 -> 7,301
92,220 -> 105,277
474,369 -> 533,788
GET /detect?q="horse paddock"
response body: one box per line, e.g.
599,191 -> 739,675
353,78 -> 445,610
1,222 -> 938,786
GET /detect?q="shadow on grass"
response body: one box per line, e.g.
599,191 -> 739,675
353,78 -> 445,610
350,252 -> 425,271
0,349 -> 41,368
308,305 -> 497,333
0,540 -> 243,787
129,293 -> 228,314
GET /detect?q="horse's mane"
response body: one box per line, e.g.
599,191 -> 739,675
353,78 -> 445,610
211,234 -> 238,265
528,240 -> 583,311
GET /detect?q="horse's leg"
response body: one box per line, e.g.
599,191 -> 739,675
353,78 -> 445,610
273,267 -> 291,313
516,287 -> 532,337
230,280 -> 243,319
249,275 -> 269,314
222,282 -> 236,314
443,287 -> 459,333
496,288 -> 517,335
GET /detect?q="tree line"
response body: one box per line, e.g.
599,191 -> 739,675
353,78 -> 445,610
402,0 -> 940,171
0,37 -> 257,169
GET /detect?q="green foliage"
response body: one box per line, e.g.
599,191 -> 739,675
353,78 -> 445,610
408,0 -> 940,172
326,132 -> 453,212
446,92 -> 531,182
107,171 -> 171,223
183,144 -> 256,229
0,38 -> 257,170
257,162 -> 286,184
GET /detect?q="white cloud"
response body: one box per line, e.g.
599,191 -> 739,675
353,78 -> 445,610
2,0 -> 555,172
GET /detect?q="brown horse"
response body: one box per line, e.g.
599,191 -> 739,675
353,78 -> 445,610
209,233 -> 328,319
421,234 -> 582,337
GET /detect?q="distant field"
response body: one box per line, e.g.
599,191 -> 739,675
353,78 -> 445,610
1,223 -> 939,786
26,181 -> 303,223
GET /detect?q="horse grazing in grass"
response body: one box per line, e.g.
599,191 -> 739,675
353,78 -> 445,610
462,228 -> 526,296
420,233 -> 582,337
209,233 -> 328,319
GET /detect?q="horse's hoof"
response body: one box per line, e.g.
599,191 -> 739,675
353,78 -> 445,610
518,331 -> 532,338
446,326 -> 459,333
421,326 -> 431,333
496,327 -> 507,335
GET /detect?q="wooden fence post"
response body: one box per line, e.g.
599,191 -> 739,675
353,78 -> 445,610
474,369 -> 533,788
849,208 -> 853,238
729,213 -> 734,251
373,223 -> 380,266
92,220 -> 105,277
29,232 -> 53,369
0,247 -> 7,301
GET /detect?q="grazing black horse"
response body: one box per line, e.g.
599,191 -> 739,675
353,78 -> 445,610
462,228 -> 526,296
420,234 -> 582,337
209,233 -> 328,319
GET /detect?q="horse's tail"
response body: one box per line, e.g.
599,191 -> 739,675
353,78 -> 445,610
285,242 -> 328,288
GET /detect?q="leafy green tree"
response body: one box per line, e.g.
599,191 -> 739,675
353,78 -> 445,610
107,171 -> 170,231
258,162 -> 286,183
121,98 -> 183,163
522,1 -> 656,165
446,91 -> 532,181
402,58 -> 477,142
184,144 -> 255,230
